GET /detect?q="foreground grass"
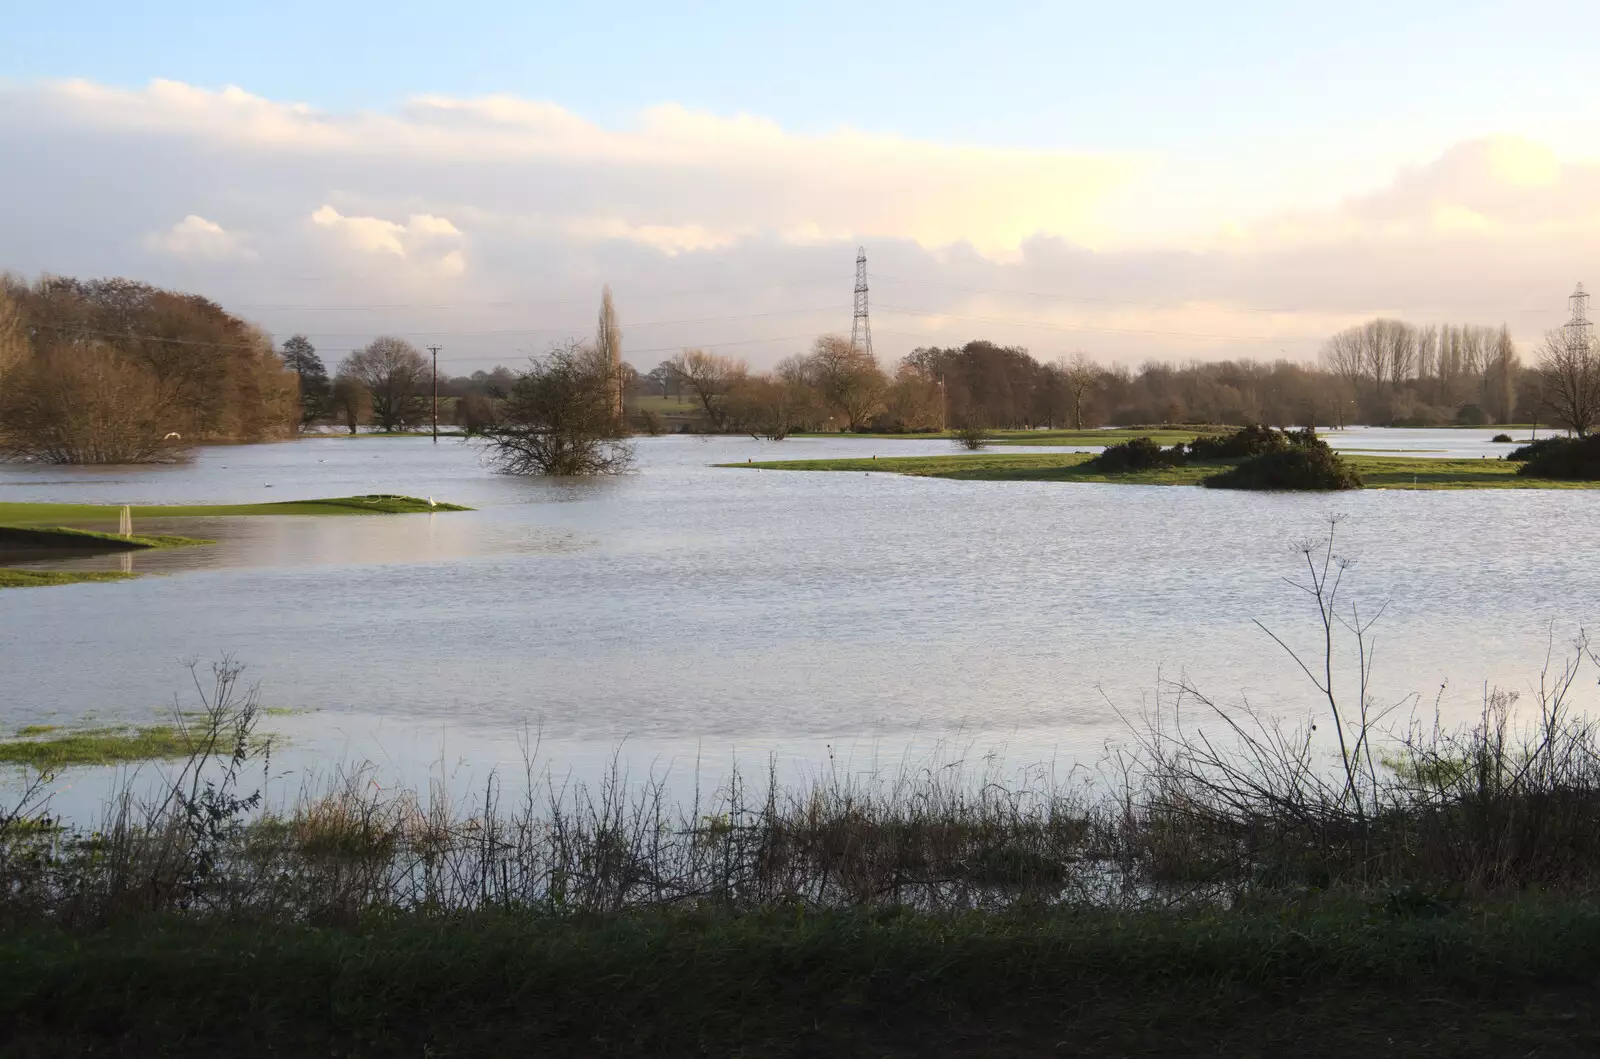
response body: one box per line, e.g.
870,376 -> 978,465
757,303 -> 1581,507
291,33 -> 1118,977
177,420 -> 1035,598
0,569 -> 137,590
0,493 -> 470,525
2,900 -> 1597,1057
733,452 -> 1600,489
0,725 -> 212,767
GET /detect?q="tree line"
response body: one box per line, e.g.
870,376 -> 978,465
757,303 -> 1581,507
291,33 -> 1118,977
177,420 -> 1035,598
7,273 -> 1600,466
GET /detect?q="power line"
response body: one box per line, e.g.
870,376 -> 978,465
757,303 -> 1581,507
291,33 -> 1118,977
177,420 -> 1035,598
873,303 -> 1320,344
870,271 -> 1568,318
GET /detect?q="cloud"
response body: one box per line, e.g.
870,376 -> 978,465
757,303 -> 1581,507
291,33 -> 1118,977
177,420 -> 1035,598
309,204 -> 465,274
1,79 -> 1597,372
142,214 -> 255,260
23,79 -> 1137,256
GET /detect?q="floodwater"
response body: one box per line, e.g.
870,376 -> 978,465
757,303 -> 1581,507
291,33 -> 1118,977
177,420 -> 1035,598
1,428 -> 1595,814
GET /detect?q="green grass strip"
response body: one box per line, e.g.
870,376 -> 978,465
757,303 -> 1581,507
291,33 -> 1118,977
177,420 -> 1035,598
0,569 -> 138,590
730,452 -> 1600,489
0,494 -> 470,525
0,725 -> 211,767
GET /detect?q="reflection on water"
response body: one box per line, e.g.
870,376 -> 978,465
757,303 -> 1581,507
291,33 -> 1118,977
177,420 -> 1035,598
1,429 -> 1595,814
13,514 -> 587,574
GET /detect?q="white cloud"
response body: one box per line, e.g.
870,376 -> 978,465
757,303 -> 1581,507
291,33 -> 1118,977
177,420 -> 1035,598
142,214 -> 255,260
2,80 -> 1598,371
310,204 -> 465,274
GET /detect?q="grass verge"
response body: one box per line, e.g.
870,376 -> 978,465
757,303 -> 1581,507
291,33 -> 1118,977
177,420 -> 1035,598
0,569 -> 138,590
0,493 -> 470,524
2,900 -> 1597,1057
730,452 -> 1600,489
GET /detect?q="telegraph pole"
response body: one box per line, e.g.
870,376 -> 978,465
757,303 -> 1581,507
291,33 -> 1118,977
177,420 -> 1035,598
428,345 -> 441,442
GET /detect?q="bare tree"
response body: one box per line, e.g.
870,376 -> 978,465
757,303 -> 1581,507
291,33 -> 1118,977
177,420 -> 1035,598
668,348 -> 746,431
338,337 -> 429,432
1485,325 -> 1519,425
805,334 -> 887,432
1537,327 -> 1600,436
479,340 -> 633,475
1060,351 -> 1099,430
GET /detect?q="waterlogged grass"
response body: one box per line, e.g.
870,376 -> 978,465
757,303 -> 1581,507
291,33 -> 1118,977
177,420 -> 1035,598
733,452 -> 1600,489
0,494 -> 469,525
793,427 -> 1215,446
0,725 -> 211,768
0,525 -> 211,551
3,900 -> 1598,1057
0,569 -> 139,590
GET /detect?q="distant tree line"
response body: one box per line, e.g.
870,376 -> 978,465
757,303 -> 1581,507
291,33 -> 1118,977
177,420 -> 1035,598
7,273 -> 1598,465
624,317 -> 1564,436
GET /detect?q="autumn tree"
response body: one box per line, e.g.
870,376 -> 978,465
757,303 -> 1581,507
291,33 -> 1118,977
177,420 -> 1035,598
330,373 -> 370,435
338,337 -> 429,432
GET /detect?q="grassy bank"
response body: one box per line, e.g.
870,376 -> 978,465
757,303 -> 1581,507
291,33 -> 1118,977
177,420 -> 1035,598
0,494 -> 469,525
0,525 -> 211,551
0,724 -> 216,767
3,898 -> 1597,1057
731,452 -> 1600,489
794,426 -> 1217,446
0,569 -> 137,590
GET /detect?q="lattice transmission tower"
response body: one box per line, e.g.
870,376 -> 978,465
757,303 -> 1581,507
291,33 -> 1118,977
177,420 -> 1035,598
1567,282 -> 1593,355
851,246 -> 873,356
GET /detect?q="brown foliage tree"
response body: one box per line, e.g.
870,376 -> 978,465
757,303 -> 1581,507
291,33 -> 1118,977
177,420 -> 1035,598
0,343 -> 183,464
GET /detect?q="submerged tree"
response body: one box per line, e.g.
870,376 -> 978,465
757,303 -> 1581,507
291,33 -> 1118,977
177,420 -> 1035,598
478,340 -> 633,475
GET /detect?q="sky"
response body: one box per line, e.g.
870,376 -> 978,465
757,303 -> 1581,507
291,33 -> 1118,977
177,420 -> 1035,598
2,0 -> 1597,373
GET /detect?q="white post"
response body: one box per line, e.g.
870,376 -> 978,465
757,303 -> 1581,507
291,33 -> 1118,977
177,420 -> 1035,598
119,505 -> 132,538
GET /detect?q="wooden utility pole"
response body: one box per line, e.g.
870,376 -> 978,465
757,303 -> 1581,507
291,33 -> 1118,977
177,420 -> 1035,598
428,345 -> 441,442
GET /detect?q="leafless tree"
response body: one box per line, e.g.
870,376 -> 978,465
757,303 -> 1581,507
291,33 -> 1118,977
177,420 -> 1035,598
1060,351 -> 1099,430
1536,327 -> 1600,436
806,334 -> 887,432
338,337 -> 429,432
667,348 -> 746,431
478,340 -> 633,475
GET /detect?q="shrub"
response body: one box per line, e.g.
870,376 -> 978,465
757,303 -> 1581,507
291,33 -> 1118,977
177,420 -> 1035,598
1185,424 -> 1289,461
1506,436 -> 1571,462
1517,434 -> 1600,480
1088,436 -> 1186,473
1455,404 -> 1490,426
1203,432 -> 1361,491
1492,433 -> 1513,444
